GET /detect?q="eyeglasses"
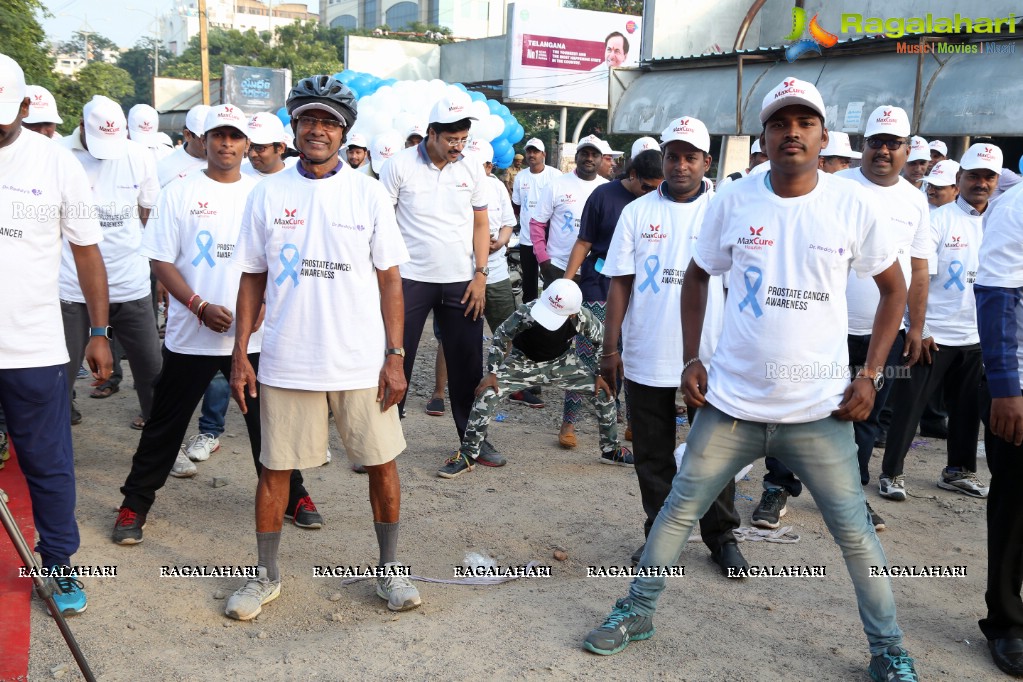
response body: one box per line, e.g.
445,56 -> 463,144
639,181 -> 660,193
865,138 -> 907,150
294,116 -> 342,132
441,136 -> 469,148
249,143 -> 276,154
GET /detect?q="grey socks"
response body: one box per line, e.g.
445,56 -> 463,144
257,531 -> 281,582
374,521 -> 399,566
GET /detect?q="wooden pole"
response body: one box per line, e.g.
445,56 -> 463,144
199,0 -> 210,105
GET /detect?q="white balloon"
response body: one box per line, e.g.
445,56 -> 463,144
484,114 -> 505,141
469,100 -> 490,123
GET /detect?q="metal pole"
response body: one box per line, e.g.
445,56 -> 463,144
199,0 -> 211,105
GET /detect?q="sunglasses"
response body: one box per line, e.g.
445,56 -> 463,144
865,138 -> 907,151
294,116 -> 343,131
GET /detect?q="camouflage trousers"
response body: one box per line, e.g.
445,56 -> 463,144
461,350 -> 619,459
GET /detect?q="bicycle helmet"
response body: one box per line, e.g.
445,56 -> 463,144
286,75 -> 358,128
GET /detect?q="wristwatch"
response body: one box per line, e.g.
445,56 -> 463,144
89,326 -> 113,340
474,266 -> 489,278
855,369 -> 884,392
385,347 -> 406,358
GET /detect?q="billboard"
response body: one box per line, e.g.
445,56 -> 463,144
505,1 -> 642,109
222,65 -> 291,115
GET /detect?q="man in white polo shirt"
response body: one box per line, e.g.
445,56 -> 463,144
599,116 -> 745,574
22,84 -> 62,138
818,131 -> 861,173
0,52 -> 112,616
584,77 -> 920,682
379,91 -> 490,445
58,95 -> 163,430
157,103 -> 208,187
513,137 -> 561,304
925,160 -> 960,210
228,76 -> 417,619
880,143 -> 1002,501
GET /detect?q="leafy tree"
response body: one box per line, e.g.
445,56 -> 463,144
564,0 -> 643,15
62,30 -> 119,63
53,62 -> 135,135
117,37 -> 173,109
0,0 -> 56,88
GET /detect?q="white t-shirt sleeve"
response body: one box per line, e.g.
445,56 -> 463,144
693,195 -> 732,276
470,163 -> 487,209
60,153 -> 103,247
978,186 -> 1023,288
140,184 -> 181,262
909,201 -> 933,260
138,151 -> 160,209
511,173 -> 522,206
367,182 -> 410,270
233,190 -> 269,273
499,183 -> 515,227
600,206 -> 637,277
378,155 -> 402,206
532,182 -> 555,223
849,198 -> 896,278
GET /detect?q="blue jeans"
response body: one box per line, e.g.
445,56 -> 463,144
198,372 -> 230,437
630,403 -> 903,655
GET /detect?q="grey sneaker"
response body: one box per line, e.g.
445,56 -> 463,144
937,467 -> 989,498
478,440 -> 507,467
868,645 -> 919,681
170,449 -> 197,478
376,562 -> 421,611
878,474 -> 907,501
224,567 -> 281,621
751,488 -> 788,529
583,597 -> 655,655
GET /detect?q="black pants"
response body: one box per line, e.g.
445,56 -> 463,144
882,343 -> 983,477
979,385 -> 1023,640
120,349 -> 307,515
626,380 -> 740,553
520,241 -> 539,303
399,279 -> 484,440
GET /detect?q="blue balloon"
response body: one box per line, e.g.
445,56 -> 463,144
336,71 -> 356,84
495,151 -> 515,169
381,78 -> 398,87
507,123 -> 524,144
276,107 -> 290,125
486,99 -> 502,115
498,104 -> 511,117
500,113 -> 517,132
492,138 -> 513,159
453,82 -> 468,92
347,85 -> 362,99
468,90 -> 486,103
1019,154 -> 1023,174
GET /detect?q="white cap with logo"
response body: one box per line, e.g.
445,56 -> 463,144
428,91 -> 476,125
247,112 -> 286,145
924,160 -> 960,187
24,85 -> 62,125
531,279 -> 582,331
820,131 -> 862,159
464,137 -> 494,164
203,104 -> 248,137
371,131 -> 403,174
343,132 -> 369,150
960,143 -> 1003,174
863,105 -> 911,138
631,136 -> 659,157
525,137 -> 545,153
750,139 -> 762,155
185,104 -> 211,136
659,116 -> 711,154
83,95 -> 127,160
405,123 -> 425,141
0,54 -> 27,126
576,134 -> 606,154
759,77 -> 826,124
908,136 -> 930,162
929,140 -> 948,157
127,103 -> 160,147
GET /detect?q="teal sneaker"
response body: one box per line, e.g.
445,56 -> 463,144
868,645 -> 918,681
50,567 -> 87,616
583,597 -> 654,655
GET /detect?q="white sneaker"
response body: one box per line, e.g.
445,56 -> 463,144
375,562 -> 421,611
324,449 -> 332,465
170,449 -> 197,478
938,467 -> 989,498
184,433 -> 220,462
224,567 -> 281,621
879,474 -> 907,501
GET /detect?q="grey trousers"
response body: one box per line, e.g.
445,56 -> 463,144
61,297 -> 163,420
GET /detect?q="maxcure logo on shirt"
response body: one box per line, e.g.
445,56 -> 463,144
274,209 -> 305,228
190,201 -> 217,217
945,235 -> 968,249
640,224 -> 667,240
737,226 -> 775,249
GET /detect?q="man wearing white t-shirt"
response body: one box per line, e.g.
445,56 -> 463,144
229,76 -> 419,619
344,132 -> 373,176
599,116 -> 745,574
924,160 -> 960,210
903,136 -> 930,190
817,131 -> 861,174
530,135 -> 608,288
157,104 -> 208,187
379,91 -> 491,446
22,84 -> 62,139
242,112 -> 288,178
974,180 -> 1023,678
513,138 -> 560,304
0,53 -> 112,615
880,143 -> 1002,501
113,105 -> 320,546
585,78 -> 920,682
58,95 -> 163,430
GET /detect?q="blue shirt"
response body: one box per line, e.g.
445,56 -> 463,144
577,179 -> 638,301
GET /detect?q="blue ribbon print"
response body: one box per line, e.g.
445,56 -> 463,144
274,243 -> 300,287
560,210 -> 574,234
944,260 -> 965,291
738,266 -> 764,317
637,255 -> 661,294
191,230 -> 215,267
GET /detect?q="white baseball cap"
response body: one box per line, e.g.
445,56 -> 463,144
531,279 -> 582,331
525,137 -> 545,153
23,85 -> 62,125
405,123 -> 425,141
863,105 -> 911,138
820,131 -> 861,159
929,140 -> 948,157
428,91 -> 476,125
246,112 -> 286,145
576,134 -> 605,154
464,137 -> 494,164
371,131 -> 403,173
750,139 -> 762,155
924,160 -> 960,187
0,54 -> 27,126
343,132 -> 368,149
83,95 -> 127,160
203,104 -> 248,137
631,136 -> 659,157
156,131 -> 173,148
185,104 -> 211,136
127,103 -> 159,147
908,135 -> 930,162
659,116 -> 711,154
960,143 -> 1003,174
759,77 -> 826,124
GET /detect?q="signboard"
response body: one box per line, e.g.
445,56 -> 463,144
222,65 -> 291,115
506,2 -> 642,109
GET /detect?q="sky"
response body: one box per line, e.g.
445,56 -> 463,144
41,0 -> 319,49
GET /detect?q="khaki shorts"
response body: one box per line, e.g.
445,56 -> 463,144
260,385 -> 405,470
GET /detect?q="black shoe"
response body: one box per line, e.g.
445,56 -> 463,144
751,488 -> 788,529
478,440 -> 507,467
509,390 -> 545,408
630,542 -> 645,567
710,541 -> 749,578
919,419 -> 949,439
438,452 -> 474,479
112,506 -> 146,545
865,501 -> 886,531
285,495 -> 323,529
989,638 -> 1023,677
70,402 -> 82,426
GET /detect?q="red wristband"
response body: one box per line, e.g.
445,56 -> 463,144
186,293 -> 200,313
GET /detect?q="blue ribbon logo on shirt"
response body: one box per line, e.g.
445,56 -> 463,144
274,244 -> 300,287
191,230 -> 215,267
561,210 -> 574,234
738,266 -> 764,317
637,255 -> 661,294
944,260 -> 965,291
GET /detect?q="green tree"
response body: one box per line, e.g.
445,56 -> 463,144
53,62 -> 135,135
63,30 -> 119,63
117,37 -> 173,109
161,27 -> 271,80
564,0 -> 643,15
268,20 -> 345,79
0,0 -> 56,88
